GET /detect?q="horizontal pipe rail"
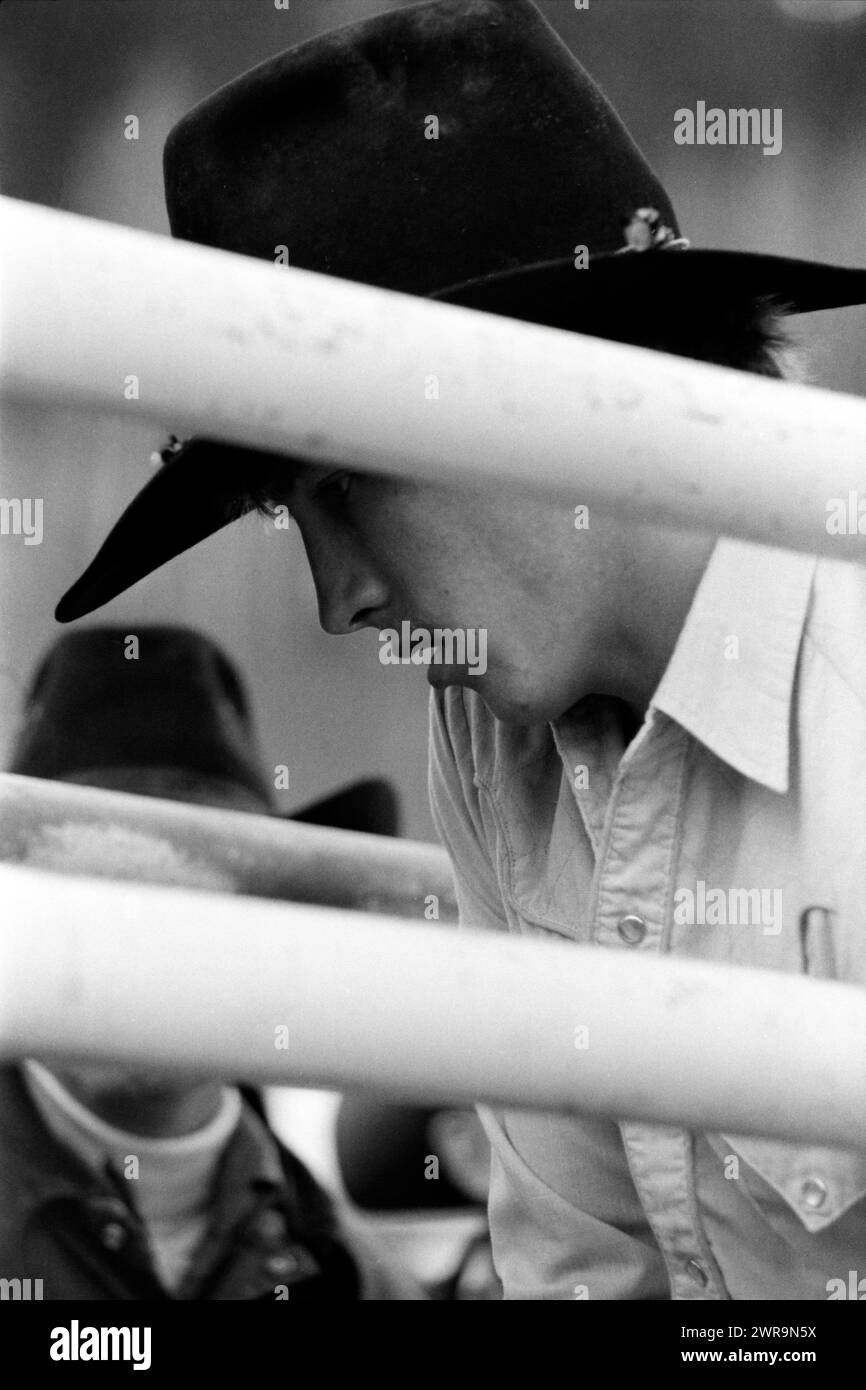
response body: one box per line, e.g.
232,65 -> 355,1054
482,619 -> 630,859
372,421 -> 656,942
0,773 -> 457,920
1,195 -> 866,561
1,862 -> 865,1148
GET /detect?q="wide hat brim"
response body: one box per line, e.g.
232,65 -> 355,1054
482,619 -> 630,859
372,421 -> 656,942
54,246 -> 866,625
55,439 -> 288,623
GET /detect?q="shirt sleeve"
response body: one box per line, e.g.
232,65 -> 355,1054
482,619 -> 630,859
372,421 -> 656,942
427,687 -> 670,1301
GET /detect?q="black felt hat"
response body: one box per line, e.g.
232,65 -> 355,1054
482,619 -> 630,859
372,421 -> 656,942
9,626 -> 274,807
55,0 -> 866,624
9,624 -> 400,835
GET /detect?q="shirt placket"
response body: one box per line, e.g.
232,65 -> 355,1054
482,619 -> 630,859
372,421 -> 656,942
571,712 -> 730,1300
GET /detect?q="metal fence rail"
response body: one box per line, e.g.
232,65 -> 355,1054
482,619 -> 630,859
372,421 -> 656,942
0,773 -> 457,920
2,194 -> 865,562
1,860 -> 864,1147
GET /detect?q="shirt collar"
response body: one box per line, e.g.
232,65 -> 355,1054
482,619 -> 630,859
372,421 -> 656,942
1,1064 -> 284,1216
21,1061 -> 243,1213
651,538 -> 816,794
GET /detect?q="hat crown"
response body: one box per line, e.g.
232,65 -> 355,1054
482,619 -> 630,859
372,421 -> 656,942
8,625 -> 274,808
164,0 -> 677,294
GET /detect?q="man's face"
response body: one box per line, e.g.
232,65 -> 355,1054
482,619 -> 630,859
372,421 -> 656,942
46,1063 -> 221,1137
277,463 -> 629,723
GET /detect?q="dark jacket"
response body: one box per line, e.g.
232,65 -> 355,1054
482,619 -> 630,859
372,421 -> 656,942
0,1066 -> 360,1300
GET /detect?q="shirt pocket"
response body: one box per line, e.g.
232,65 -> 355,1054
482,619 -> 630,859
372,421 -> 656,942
707,1131 -> 866,1237
707,894 -> 866,1240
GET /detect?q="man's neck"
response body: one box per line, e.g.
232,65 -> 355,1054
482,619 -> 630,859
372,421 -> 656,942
606,526 -> 718,718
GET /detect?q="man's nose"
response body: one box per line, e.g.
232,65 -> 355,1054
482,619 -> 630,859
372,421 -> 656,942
317,568 -> 389,635
303,531 -> 389,636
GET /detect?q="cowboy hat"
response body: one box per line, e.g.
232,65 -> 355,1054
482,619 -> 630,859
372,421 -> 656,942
10,624 -> 400,835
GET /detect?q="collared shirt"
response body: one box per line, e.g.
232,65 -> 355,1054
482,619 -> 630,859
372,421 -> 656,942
0,1066 -> 360,1300
428,537 -> 866,1300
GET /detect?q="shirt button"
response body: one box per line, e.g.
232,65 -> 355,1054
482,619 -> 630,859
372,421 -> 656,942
617,914 -> 647,945
100,1220 -> 128,1251
800,1177 -> 828,1211
685,1259 -> 708,1288
266,1253 -> 298,1278
253,1209 -> 288,1245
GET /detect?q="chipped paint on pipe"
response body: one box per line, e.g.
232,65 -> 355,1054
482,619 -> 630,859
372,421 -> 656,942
1,195 -> 865,560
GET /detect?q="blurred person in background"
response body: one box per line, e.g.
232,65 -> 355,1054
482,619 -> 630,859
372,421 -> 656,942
0,625 -> 423,1300
337,1096 -> 499,1300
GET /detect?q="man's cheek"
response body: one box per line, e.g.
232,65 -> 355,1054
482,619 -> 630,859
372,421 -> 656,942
363,475 -> 434,531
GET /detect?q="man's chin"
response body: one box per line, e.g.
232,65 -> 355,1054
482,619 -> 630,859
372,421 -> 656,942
423,666 -> 501,715
425,664 -> 464,688
424,662 -> 578,724
435,671 -> 578,725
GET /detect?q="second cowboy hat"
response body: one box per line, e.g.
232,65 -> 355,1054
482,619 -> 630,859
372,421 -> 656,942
55,0 -> 866,625
10,624 -> 400,835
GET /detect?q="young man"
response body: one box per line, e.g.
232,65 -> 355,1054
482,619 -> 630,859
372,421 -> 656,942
1,625 -> 420,1300
54,1 -> 866,1298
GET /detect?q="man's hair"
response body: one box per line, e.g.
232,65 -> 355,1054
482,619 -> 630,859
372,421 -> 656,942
577,291 -> 798,379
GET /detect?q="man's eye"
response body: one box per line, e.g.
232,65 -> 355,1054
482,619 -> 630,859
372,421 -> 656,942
315,471 -> 353,502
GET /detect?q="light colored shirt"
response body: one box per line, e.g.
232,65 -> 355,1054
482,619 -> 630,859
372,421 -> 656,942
22,1061 -> 242,1291
428,536 -> 866,1300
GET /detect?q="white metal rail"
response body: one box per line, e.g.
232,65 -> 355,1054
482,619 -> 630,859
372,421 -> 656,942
1,861 -> 864,1147
0,773 -> 458,920
1,194 -> 865,561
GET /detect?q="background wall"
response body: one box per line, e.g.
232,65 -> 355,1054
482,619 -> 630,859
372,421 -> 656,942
2,0 -> 866,844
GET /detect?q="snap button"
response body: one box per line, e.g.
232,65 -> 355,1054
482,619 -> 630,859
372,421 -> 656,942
685,1258 -> 708,1288
800,1177 -> 828,1211
100,1220 -> 128,1251
617,914 -> 647,945
266,1253 -> 298,1278
253,1209 -> 288,1246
